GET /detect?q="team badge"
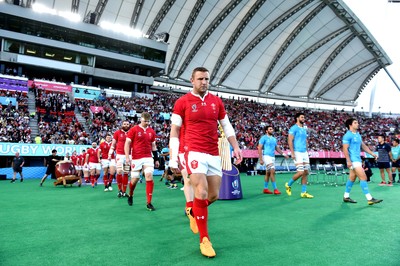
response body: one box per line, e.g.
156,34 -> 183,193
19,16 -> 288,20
211,103 -> 216,110
191,160 -> 198,169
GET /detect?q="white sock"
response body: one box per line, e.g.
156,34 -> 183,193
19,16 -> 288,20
365,193 -> 372,200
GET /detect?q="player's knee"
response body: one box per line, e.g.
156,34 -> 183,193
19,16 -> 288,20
296,165 -> 304,172
144,167 -> 154,174
131,171 -> 140,179
197,189 -> 208,200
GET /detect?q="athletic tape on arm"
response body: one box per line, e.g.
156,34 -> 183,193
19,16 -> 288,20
171,114 -> 182,126
169,137 -> 179,168
220,115 -> 235,138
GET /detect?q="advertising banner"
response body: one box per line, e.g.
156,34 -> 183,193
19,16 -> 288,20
90,106 -> 104,113
0,96 -> 17,106
0,143 -> 88,156
28,80 -> 72,92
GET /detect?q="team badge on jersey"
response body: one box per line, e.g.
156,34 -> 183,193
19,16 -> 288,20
191,160 -> 198,169
211,103 -> 216,112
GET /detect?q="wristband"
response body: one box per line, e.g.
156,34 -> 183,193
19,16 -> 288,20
152,150 -> 159,161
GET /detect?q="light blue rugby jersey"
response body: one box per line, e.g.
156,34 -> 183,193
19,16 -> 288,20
288,124 -> 307,152
259,135 -> 277,157
342,130 -> 362,162
392,145 -> 400,160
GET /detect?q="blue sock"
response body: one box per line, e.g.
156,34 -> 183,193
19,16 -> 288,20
345,180 -> 354,193
264,181 -> 269,189
272,182 -> 277,189
360,180 -> 369,195
301,184 -> 307,193
288,179 -> 295,186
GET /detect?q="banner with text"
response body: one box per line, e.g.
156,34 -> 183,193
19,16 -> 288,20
0,143 -> 88,156
28,80 -> 72,93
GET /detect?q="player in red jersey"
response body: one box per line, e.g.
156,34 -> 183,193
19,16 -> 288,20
70,150 -> 81,179
169,67 -> 242,258
80,149 -> 89,183
85,142 -> 101,188
110,120 -> 131,197
178,125 -> 197,234
100,135 -> 116,192
124,112 -> 159,211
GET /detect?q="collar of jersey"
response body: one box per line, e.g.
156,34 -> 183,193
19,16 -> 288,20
191,90 -> 208,101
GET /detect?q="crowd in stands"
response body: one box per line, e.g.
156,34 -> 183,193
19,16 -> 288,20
223,99 -> 400,151
2,82 -> 400,151
0,89 -> 32,143
106,93 -> 176,149
101,92 -> 400,152
0,90 -> 28,105
35,90 -> 88,144
35,90 -> 75,113
76,98 -> 118,142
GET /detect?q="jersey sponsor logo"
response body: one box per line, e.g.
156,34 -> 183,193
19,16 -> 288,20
191,160 -> 198,169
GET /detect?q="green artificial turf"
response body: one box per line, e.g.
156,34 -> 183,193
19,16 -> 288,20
0,170 -> 398,266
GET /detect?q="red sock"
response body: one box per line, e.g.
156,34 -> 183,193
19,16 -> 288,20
146,180 -> 154,204
122,174 -> 129,193
129,182 -> 137,197
186,201 -> 193,209
90,175 -> 95,186
103,175 -> 108,187
193,198 -> 209,242
116,174 -> 122,191
107,174 -> 112,186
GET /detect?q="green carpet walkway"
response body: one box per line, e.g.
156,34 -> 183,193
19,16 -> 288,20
0,170 -> 398,266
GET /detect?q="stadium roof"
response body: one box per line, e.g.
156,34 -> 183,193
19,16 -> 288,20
17,0 -> 392,105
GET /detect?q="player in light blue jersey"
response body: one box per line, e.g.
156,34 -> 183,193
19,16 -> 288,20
391,138 -> 400,183
342,118 -> 382,205
285,113 -> 313,198
258,126 -> 289,195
